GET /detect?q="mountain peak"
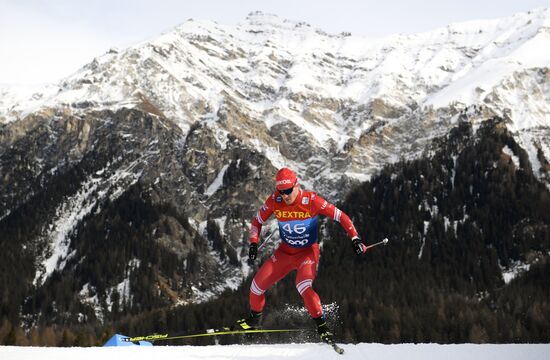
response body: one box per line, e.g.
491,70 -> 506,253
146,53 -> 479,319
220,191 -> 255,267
2,8 -> 549,140
243,10 -> 311,28
238,10 -> 330,38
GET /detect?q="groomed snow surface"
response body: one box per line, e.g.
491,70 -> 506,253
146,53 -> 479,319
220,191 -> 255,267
1,343 -> 550,360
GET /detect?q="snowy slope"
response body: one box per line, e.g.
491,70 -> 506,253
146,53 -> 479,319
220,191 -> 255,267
425,9 -> 550,109
1,343 -> 550,360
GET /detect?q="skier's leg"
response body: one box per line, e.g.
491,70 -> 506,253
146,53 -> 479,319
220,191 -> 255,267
249,249 -> 293,313
295,245 -> 323,318
294,246 -> 335,343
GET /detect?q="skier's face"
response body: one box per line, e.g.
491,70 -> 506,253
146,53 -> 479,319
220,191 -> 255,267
279,184 -> 298,204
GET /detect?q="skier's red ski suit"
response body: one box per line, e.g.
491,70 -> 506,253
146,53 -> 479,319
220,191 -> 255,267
249,189 -> 359,317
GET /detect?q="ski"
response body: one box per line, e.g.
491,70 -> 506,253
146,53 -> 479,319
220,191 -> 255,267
124,326 -> 344,353
328,341 -> 345,355
123,327 -> 305,343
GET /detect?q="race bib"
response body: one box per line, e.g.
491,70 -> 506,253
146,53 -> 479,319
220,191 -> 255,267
279,217 -> 318,248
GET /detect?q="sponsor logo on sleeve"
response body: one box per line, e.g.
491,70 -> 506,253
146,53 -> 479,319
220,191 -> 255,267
302,197 -> 309,205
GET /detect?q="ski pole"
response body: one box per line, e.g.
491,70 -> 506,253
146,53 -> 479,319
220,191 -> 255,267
257,231 -> 276,252
364,237 -> 389,251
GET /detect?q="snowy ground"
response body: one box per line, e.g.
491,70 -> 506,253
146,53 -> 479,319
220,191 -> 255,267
1,343 -> 550,360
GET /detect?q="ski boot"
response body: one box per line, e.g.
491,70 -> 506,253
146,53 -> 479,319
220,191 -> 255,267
314,316 -> 335,344
234,311 -> 262,330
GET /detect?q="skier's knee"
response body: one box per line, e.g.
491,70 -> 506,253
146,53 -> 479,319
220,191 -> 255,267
296,279 -> 313,295
250,278 -> 266,296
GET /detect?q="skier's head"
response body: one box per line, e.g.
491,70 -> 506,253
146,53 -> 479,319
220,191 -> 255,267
275,168 -> 299,203
275,167 -> 297,191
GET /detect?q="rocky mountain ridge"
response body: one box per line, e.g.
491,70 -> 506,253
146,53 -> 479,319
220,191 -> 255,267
2,9 -> 549,183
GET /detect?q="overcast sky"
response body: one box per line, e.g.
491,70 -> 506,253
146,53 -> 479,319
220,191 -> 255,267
0,0 -> 548,84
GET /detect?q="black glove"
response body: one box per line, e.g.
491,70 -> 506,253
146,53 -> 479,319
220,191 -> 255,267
352,237 -> 367,255
248,243 -> 258,261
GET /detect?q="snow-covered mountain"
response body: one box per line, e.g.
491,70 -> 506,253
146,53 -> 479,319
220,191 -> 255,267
2,9 -> 549,183
1,9 -> 549,326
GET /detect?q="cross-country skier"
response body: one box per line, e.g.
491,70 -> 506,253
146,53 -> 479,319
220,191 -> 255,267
235,167 -> 368,344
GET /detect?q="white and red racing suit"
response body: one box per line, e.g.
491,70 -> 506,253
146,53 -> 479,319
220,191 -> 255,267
248,189 -> 359,318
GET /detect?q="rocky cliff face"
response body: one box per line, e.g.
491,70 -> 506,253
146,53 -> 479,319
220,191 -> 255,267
0,9 -> 549,326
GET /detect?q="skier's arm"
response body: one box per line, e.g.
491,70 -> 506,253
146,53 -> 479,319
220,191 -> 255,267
313,194 -> 367,255
312,194 -> 359,239
249,196 -> 275,245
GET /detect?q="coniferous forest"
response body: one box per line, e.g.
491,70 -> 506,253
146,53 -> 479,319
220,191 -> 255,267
1,118 -> 549,345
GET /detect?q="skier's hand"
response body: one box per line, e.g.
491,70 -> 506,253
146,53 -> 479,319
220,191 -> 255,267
248,243 -> 258,262
352,237 -> 367,255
